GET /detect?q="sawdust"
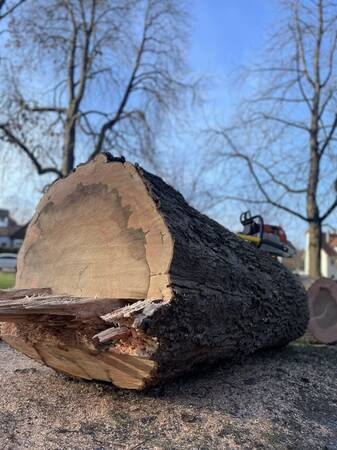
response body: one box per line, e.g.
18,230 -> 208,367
1,341 -> 337,449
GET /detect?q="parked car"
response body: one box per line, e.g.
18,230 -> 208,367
0,253 -> 17,271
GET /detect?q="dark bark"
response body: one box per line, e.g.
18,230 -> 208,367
62,116 -> 76,176
307,221 -> 322,279
132,166 -> 309,382
306,136 -> 322,279
306,14 -> 322,278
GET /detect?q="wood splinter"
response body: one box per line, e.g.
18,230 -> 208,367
92,326 -> 131,346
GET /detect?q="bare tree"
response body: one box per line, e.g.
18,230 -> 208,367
211,0 -> 337,278
0,0 -> 196,177
0,0 -> 26,20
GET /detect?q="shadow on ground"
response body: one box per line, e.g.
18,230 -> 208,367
1,341 -> 336,449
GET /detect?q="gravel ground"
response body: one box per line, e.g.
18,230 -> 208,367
1,341 -> 337,450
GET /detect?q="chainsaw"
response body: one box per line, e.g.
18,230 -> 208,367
237,211 -> 296,258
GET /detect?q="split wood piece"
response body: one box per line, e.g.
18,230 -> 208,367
1,154 -> 309,390
308,278 -> 337,343
0,288 -> 52,340
92,326 -> 131,346
2,332 -> 156,390
0,287 -> 52,301
0,292 -> 130,323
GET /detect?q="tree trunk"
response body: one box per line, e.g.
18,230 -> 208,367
0,154 -> 309,390
61,117 -> 76,176
307,60 -> 321,279
307,220 -> 322,279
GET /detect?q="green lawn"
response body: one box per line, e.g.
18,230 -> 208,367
0,272 -> 16,289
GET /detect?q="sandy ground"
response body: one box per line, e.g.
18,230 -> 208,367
1,341 -> 337,450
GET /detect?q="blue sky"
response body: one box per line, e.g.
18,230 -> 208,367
0,0 -> 316,247
190,0 -> 277,107
191,0 -> 276,69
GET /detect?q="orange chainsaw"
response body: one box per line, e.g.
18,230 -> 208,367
237,211 -> 296,258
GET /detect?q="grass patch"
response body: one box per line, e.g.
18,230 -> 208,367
0,272 -> 15,289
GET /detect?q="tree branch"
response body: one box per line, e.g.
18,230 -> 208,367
23,103 -> 66,114
294,7 -> 315,87
260,113 -> 310,131
73,0 -> 96,107
221,133 -> 308,221
321,196 -> 337,222
0,0 -> 26,20
0,124 -> 62,177
90,5 -> 149,158
319,113 -> 337,156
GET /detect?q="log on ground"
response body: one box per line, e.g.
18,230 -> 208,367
0,153 -> 309,390
308,278 -> 337,343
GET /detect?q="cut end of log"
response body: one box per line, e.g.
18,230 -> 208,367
16,153 -> 173,302
308,278 -> 337,343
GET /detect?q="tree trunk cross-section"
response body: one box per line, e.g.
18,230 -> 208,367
308,278 -> 337,344
0,154 -> 308,390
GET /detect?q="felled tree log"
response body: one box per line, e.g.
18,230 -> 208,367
308,278 -> 337,343
0,154 -> 308,390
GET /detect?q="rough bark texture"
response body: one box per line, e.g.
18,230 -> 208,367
307,221 -> 322,279
0,154 -> 309,390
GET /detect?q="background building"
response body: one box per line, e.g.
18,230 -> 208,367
305,231 -> 337,278
0,209 -> 27,249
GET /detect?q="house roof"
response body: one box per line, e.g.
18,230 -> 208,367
0,209 -> 9,218
11,223 -> 28,240
322,241 -> 337,258
328,234 -> 337,247
321,232 -> 337,258
0,209 -> 19,237
0,225 -> 19,237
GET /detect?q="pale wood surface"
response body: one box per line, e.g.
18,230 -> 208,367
308,278 -> 337,343
16,154 -> 173,301
3,333 -> 156,389
0,291 -> 130,322
0,287 -> 52,301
